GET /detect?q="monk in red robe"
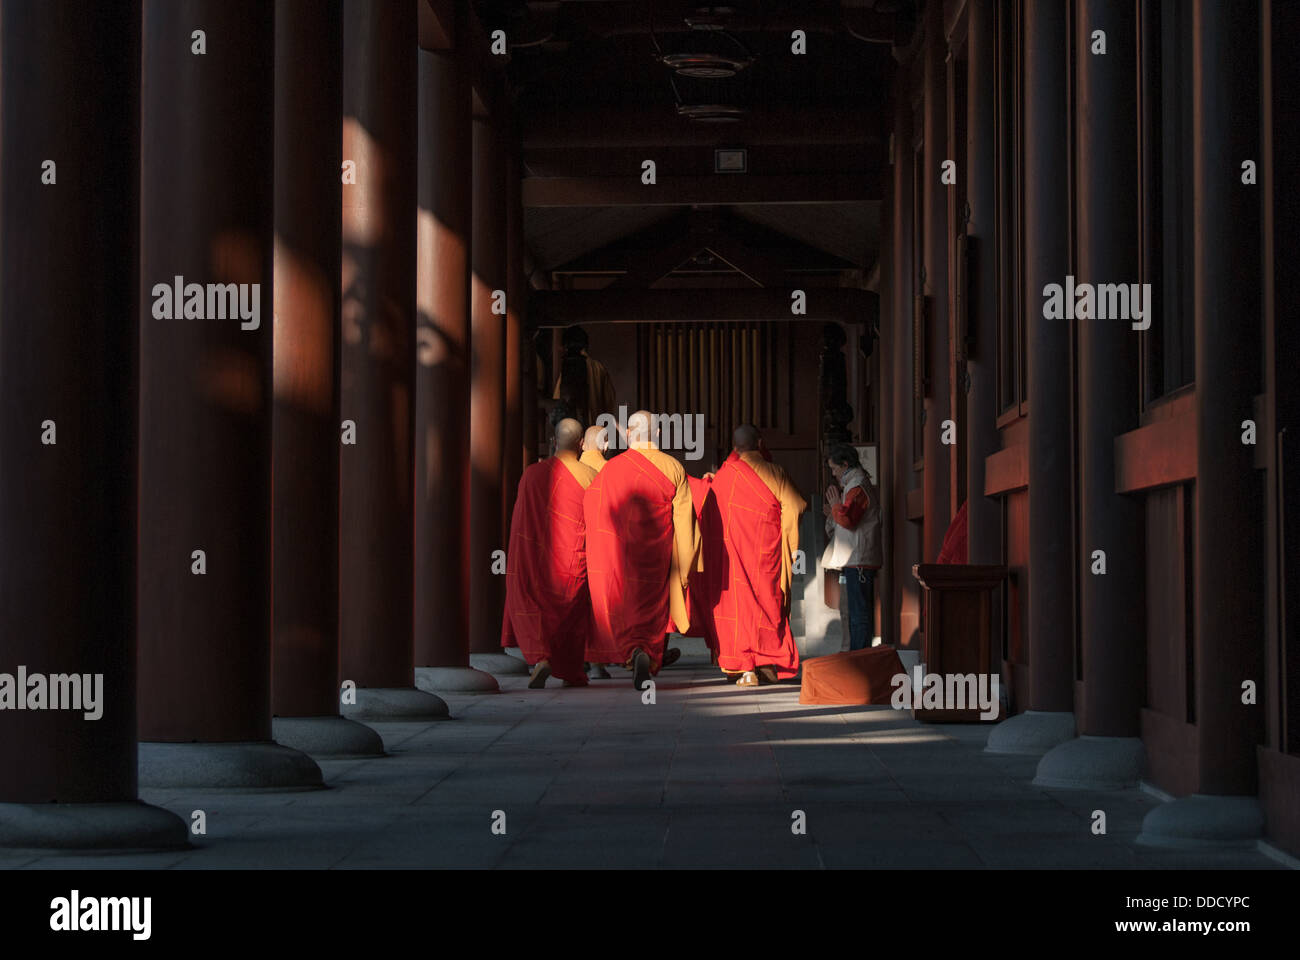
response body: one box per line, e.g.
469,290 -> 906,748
687,471 -> 723,664
501,418 -> 598,688
585,410 -> 700,691
581,426 -> 612,679
711,425 -> 807,687
689,439 -> 779,664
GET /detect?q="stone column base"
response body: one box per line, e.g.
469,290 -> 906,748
1136,793 -> 1265,849
984,710 -> 1076,756
340,686 -> 450,722
271,716 -> 386,758
416,665 -> 500,693
1033,735 -> 1144,790
139,741 -> 323,791
0,800 -> 189,852
470,651 -> 531,676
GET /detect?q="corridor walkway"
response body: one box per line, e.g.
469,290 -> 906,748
3,651 -> 1283,870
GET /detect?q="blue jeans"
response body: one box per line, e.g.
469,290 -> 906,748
844,567 -> 875,651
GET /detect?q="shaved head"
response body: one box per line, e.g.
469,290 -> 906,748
733,423 -> 760,451
555,417 -> 584,452
584,424 -> 608,451
627,409 -> 655,445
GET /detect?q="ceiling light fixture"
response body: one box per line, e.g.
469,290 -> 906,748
660,51 -> 751,79
676,103 -> 747,122
649,3 -> 754,78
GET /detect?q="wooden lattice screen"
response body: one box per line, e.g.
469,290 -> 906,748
635,321 -> 790,441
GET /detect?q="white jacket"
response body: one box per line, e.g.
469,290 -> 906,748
821,468 -> 882,570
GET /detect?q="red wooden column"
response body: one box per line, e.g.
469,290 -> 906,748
136,0 -> 322,788
468,114 -> 527,676
890,84 -> 922,652
920,0 -> 952,563
875,176 -> 896,648
414,40 -> 498,692
1035,0 -> 1145,789
270,0 -> 385,756
338,0 -> 448,720
521,299 -> 540,468
963,0 -> 1000,568
986,0 -> 1077,756
0,0 -> 186,848
1258,0 -> 1300,856
503,146 -> 525,536
1140,0 -> 1266,848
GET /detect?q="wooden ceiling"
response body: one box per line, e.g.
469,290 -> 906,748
461,0 -> 916,284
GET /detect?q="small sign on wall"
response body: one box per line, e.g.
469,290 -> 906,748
854,443 -> 879,486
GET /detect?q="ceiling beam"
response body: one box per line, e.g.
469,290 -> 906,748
572,2 -> 902,42
523,174 -> 876,207
529,288 -> 877,325
548,208 -> 857,275
548,211 -> 691,272
608,232 -> 711,289
702,231 -> 792,288
521,107 -> 879,148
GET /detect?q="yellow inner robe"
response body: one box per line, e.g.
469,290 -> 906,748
630,441 -> 702,633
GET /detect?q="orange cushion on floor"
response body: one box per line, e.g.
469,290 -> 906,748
799,646 -> 906,705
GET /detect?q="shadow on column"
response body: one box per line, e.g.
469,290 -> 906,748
271,0 -> 386,758
337,0 -> 451,720
135,0 -> 324,788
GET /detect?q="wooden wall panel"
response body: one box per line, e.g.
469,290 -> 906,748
1115,412 -> 1197,492
985,442 -> 1028,495
1145,484 -> 1190,720
1139,481 -> 1198,794
1259,747 -> 1300,855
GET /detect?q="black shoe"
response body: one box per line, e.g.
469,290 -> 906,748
528,661 -> 551,689
661,647 -> 681,669
632,650 -> 652,691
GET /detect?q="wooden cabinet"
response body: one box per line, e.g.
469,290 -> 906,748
911,563 -> 1007,722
